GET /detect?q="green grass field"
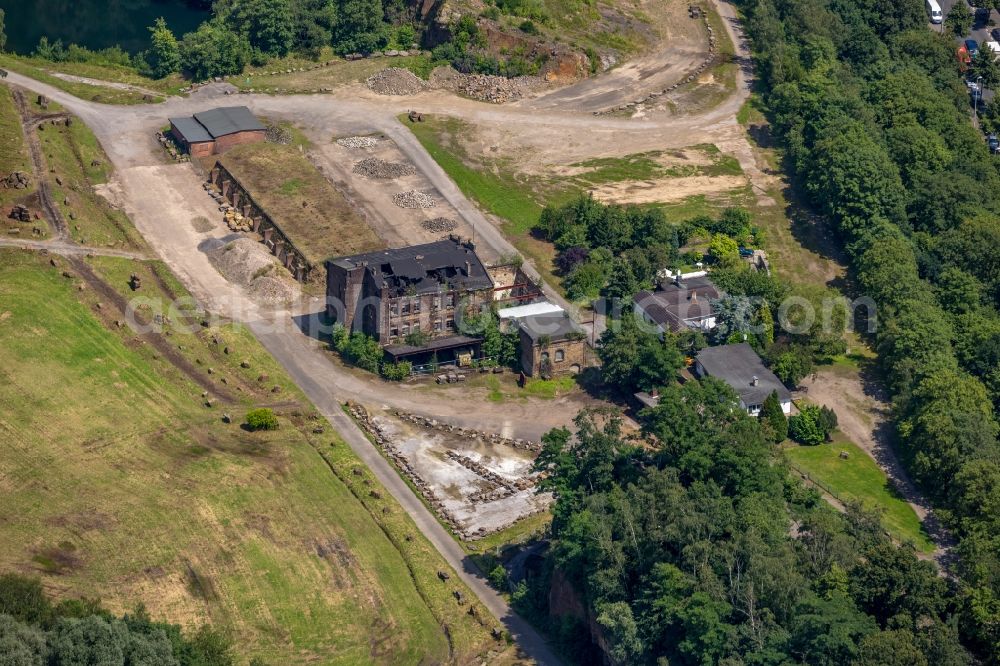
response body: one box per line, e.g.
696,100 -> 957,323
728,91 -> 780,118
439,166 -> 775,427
784,440 -> 935,553
0,86 -> 32,201
0,249 -> 504,663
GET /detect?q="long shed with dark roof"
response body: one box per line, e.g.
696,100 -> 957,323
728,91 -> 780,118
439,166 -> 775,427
169,106 -> 266,158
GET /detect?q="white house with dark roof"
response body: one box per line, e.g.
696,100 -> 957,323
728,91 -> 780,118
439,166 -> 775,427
694,343 -> 792,415
635,274 -> 721,335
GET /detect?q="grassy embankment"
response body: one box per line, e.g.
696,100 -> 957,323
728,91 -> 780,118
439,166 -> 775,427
0,249 -> 509,664
0,53 -> 181,104
784,439 -> 936,553
34,111 -> 149,249
0,84 -> 39,235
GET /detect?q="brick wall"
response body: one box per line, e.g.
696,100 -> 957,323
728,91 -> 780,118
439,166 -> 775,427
213,130 -> 266,154
519,334 -> 587,377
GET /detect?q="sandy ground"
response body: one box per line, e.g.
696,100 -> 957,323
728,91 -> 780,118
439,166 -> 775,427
591,174 -> 748,204
373,413 -> 551,536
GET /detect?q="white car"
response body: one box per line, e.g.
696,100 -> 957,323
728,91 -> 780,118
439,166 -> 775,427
987,41 -> 1000,60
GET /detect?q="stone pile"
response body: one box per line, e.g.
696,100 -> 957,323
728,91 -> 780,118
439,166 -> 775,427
421,217 -> 458,232
456,74 -> 529,104
265,124 -> 292,145
366,67 -> 427,96
8,204 -> 30,222
446,450 -> 533,496
336,136 -> 380,149
203,181 -> 225,206
1,171 -> 30,189
394,410 -> 542,452
392,190 -> 436,209
155,131 -> 189,162
223,208 -> 253,232
353,157 -> 416,179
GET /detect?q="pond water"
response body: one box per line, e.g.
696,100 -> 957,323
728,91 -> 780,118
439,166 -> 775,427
0,0 -> 210,55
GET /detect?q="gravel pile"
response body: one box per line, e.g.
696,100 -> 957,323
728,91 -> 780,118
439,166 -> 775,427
457,74 -> 530,104
353,157 -> 416,179
207,238 -> 297,305
265,124 -> 292,145
336,136 -> 380,149
421,217 -> 458,232
366,68 -> 426,96
249,276 -> 295,305
392,190 -> 437,209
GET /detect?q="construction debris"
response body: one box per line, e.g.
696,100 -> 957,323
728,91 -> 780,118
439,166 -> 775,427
8,205 -> 30,222
336,135 -> 380,149
264,124 -> 292,145
392,190 -> 436,209
421,217 -> 459,233
207,238 -> 297,306
1,171 -> 30,189
353,157 -> 416,179
366,68 -> 427,96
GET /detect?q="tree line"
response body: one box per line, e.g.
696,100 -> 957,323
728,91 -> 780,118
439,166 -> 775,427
739,0 -> 1000,659
0,573 -> 244,665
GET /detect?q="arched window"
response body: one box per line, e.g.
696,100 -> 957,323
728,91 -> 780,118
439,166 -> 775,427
541,351 -> 550,361
555,349 -> 565,362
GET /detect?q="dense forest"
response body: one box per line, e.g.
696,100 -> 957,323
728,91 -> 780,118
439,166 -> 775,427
17,0 -> 550,81
520,0 -> 1000,663
0,573 -> 238,664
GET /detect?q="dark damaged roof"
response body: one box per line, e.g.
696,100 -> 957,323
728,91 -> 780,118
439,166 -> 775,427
696,343 -> 791,407
635,275 -> 721,332
327,238 -> 494,295
193,106 -> 266,137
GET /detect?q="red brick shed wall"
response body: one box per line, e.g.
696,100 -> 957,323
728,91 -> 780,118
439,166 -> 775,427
213,130 -> 267,154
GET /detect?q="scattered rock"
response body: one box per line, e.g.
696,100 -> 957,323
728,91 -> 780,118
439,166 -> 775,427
336,135 -> 380,149
352,157 -> 416,179
1,171 -> 30,189
421,217 -> 458,233
392,190 -> 436,209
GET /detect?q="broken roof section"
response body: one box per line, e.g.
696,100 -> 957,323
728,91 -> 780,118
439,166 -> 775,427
327,237 -> 494,296
193,106 -> 266,138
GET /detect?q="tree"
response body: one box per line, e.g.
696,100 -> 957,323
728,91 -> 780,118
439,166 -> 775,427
597,602 -> 644,664
972,46 -> 1000,90
789,405 -> 827,445
0,575 -> 50,625
761,391 -> 788,443
227,0 -> 295,57
708,233 -> 740,265
245,408 -> 279,431
945,1 -> 973,36
0,615 -> 46,666
332,0 -> 387,54
143,18 -> 180,79
179,21 -> 250,80
0,9 -> 6,53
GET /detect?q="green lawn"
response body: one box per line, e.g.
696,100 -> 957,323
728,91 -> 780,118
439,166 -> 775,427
784,439 -> 935,553
0,249 -> 501,663
0,84 -> 38,235
0,54 -> 172,105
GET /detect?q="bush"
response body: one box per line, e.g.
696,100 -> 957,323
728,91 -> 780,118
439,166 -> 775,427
245,408 -> 279,431
380,361 -> 412,381
788,404 -> 836,445
488,564 -> 509,591
519,20 -> 539,35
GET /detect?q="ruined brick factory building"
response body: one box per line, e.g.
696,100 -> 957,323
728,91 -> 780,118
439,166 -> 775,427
326,237 -> 496,363
169,106 -> 266,158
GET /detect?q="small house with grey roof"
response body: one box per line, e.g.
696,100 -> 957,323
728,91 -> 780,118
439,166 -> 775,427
325,236 -> 496,362
169,106 -> 266,158
694,343 -> 791,416
635,273 -> 721,335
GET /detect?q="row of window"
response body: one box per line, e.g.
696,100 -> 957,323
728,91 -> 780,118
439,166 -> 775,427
540,349 -> 566,362
390,294 -> 457,316
390,320 -> 456,339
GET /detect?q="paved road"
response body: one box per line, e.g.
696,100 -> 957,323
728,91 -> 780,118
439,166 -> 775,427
251,323 -> 563,664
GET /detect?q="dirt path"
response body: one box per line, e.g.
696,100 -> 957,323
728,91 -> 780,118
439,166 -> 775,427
47,72 -> 165,99
801,369 -> 954,566
11,87 -> 70,239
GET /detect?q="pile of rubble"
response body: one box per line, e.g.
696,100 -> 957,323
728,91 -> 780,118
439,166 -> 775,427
223,208 -> 253,232
155,130 -> 189,162
366,67 -> 427,96
207,238 -> 296,305
8,204 -> 31,222
456,74 -> 530,104
447,450 -> 533,494
392,190 -> 436,209
353,157 -> 416,179
1,171 -> 30,189
421,217 -> 458,232
265,124 -> 292,145
336,135 -> 381,149
395,410 -> 542,452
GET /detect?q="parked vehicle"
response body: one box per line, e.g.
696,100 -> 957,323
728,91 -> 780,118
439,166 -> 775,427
926,0 -> 943,24
989,134 -> 999,154
987,40 -> 1000,60
967,39 -> 980,57
958,45 -> 972,71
